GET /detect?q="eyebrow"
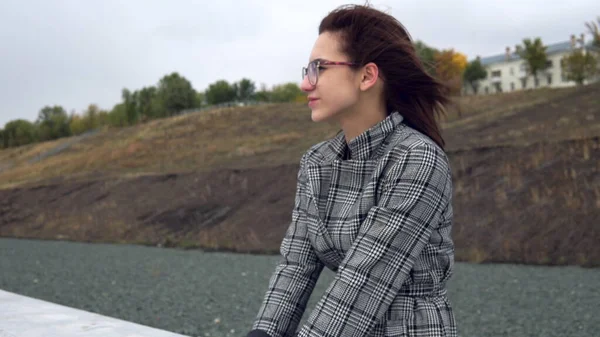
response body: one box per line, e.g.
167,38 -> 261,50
309,57 -> 324,63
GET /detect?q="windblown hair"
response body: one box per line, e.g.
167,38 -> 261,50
319,3 -> 450,150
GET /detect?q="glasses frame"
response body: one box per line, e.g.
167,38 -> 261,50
302,59 -> 359,86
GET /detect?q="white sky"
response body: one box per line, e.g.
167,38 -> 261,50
1,0 -> 599,126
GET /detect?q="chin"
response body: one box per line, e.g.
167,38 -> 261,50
311,108 -> 337,123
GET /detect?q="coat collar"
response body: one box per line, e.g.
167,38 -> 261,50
303,111 -> 405,267
324,111 -> 404,162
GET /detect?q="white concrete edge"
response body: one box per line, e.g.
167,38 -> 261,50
0,289 -> 191,337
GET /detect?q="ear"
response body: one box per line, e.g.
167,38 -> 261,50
359,62 -> 379,91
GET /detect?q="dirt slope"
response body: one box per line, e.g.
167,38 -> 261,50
0,83 -> 598,267
444,82 -> 600,149
0,165 -> 299,253
0,85 -> 582,188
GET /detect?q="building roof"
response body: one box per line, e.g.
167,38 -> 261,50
478,39 -> 594,66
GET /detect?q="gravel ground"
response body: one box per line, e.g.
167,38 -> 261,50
0,238 -> 598,337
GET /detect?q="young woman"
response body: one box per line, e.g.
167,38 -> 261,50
247,4 -> 456,337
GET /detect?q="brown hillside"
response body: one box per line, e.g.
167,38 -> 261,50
0,83 -> 598,267
444,82 -> 600,149
0,84 -> 584,188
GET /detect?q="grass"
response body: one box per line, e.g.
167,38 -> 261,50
1,83 -> 597,189
0,103 -> 337,188
441,85 -> 579,127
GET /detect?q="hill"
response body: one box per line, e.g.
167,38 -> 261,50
0,84 -> 585,187
0,83 -> 598,267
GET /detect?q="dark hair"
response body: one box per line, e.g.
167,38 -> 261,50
319,3 -> 450,150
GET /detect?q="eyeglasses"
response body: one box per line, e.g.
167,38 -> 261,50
302,59 -> 358,86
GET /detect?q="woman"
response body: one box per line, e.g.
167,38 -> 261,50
247,4 -> 456,337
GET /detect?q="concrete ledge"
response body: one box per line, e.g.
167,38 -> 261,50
0,289 -> 189,337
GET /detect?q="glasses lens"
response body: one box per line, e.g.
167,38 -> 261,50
308,62 -> 317,85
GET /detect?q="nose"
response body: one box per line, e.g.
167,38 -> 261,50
300,74 -> 315,93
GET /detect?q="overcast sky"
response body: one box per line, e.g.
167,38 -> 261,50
1,0 -> 599,127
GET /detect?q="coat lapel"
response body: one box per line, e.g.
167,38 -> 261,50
304,135 -> 345,267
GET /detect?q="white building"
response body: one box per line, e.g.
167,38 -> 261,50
465,34 -> 599,95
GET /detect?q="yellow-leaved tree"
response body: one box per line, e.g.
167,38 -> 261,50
69,113 -> 87,136
434,49 -> 468,95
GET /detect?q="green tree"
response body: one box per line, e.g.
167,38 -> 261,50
585,16 -> 600,48
36,105 -> 71,141
253,83 -> 271,102
205,80 -> 237,105
137,86 -> 158,120
122,88 -> 138,125
36,105 -> 66,124
156,72 -> 198,116
463,58 -> 488,94
234,78 -> 256,101
270,83 -> 303,102
107,103 -> 129,127
515,38 -> 550,88
82,104 -> 101,131
560,49 -> 598,85
3,119 -> 38,147
97,110 -> 110,126
69,113 -> 87,136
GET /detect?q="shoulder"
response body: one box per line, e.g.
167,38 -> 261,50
381,124 -> 453,188
299,122 -> 451,171
299,138 -> 331,166
389,123 -> 449,164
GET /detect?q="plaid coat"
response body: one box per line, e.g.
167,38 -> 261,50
249,112 -> 456,337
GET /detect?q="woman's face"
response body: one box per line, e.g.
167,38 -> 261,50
300,32 -> 362,123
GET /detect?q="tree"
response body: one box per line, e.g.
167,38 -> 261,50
107,103 -> 129,127
122,88 -> 138,124
36,105 -> 66,124
156,72 -> 198,115
560,49 -> 598,85
253,83 -> 271,102
3,119 -> 38,147
136,86 -> 158,120
82,104 -> 102,131
463,58 -> 488,94
36,105 -> 71,141
97,110 -> 110,126
205,80 -> 237,105
270,83 -> 303,102
515,38 -> 550,88
434,49 -> 468,95
234,78 -> 256,101
585,16 -> 600,48
413,40 -> 439,76
69,113 -> 87,136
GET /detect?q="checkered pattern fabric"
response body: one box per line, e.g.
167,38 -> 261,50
250,112 -> 456,337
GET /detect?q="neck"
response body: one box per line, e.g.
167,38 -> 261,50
338,98 -> 387,143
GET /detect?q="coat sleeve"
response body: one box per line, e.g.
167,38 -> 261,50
296,142 -> 452,337
249,152 -> 325,337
